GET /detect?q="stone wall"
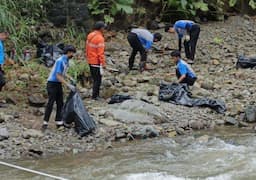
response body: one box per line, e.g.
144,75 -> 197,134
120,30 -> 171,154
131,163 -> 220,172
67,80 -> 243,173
47,0 -> 91,30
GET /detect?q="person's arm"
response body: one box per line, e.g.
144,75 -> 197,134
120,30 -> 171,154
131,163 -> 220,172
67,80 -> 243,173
177,74 -> 186,83
177,63 -> 187,83
55,60 -> 76,91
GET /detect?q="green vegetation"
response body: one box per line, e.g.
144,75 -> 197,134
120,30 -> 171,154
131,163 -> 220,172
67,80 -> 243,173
88,0 -> 134,24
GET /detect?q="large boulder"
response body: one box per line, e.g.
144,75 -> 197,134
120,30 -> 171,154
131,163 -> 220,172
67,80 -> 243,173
107,100 -> 169,125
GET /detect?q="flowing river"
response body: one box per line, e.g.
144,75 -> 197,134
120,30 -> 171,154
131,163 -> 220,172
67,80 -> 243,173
1,127 -> 256,180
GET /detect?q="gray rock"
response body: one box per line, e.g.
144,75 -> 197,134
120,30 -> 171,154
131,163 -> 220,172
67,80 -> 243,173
225,116 -> 237,125
28,94 -> 46,107
98,118 -> 122,127
131,125 -> 159,139
22,129 -> 44,139
115,130 -> 126,139
238,121 -> 249,128
0,128 -> 9,141
175,127 -> 185,135
189,120 -> 205,130
215,120 -> 225,125
245,105 -> 256,122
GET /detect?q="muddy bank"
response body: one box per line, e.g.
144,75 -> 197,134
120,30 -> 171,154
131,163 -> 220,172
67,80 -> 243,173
1,16 -> 256,160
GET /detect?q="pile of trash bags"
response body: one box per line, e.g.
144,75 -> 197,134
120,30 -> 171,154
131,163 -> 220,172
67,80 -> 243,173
62,91 -> 96,137
159,82 -> 226,114
36,41 -> 64,67
236,55 -> 256,69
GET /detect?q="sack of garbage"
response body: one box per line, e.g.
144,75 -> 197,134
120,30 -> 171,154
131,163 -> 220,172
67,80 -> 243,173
236,55 -> 256,69
159,82 -> 226,114
62,91 -> 96,136
36,42 -> 64,67
108,94 -> 132,104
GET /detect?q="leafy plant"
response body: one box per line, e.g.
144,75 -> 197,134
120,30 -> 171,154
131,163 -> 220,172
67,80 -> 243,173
88,0 -> 134,24
163,0 -> 209,16
68,60 -> 90,81
229,0 -> 256,9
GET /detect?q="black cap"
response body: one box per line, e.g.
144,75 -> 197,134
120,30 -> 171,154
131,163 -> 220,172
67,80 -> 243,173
93,21 -> 107,30
153,33 -> 162,41
165,24 -> 173,32
170,50 -> 181,57
63,45 -> 76,54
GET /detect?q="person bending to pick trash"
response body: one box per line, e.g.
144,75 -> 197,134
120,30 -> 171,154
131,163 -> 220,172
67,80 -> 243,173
170,50 -> 197,86
127,28 -> 162,72
165,20 -> 200,64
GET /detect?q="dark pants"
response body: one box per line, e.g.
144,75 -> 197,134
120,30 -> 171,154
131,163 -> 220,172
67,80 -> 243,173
184,24 -> 200,61
43,82 -> 63,123
0,67 -> 6,91
127,32 -> 147,70
89,65 -> 102,99
176,69 -> 197,86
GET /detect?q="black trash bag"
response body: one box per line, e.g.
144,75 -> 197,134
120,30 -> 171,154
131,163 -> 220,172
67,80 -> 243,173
62,91 -> 96,137
236,55 -> 256,69
159,82 -> 226,114
108,94 -> 132,104
36,42 -> 64,67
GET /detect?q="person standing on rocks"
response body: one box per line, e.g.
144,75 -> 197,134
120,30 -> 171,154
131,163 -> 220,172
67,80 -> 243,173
127,28 -> 162,72
0,31 -> 9,91
165,20 -> 200,64
170,50 -> 197,86
85,21 -> 106,100
42,45 -> 77,130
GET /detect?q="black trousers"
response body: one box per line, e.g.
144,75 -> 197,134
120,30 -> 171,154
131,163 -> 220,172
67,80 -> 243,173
176,69 -> 197,86
89,65 -> 102,98
43,82 -> 63,123
127,32 -> 147,69
184,24 -> 200,61
0,66 -> 6,91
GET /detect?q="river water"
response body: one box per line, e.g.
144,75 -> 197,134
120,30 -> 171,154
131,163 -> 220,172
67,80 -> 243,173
1,127 -> 256,180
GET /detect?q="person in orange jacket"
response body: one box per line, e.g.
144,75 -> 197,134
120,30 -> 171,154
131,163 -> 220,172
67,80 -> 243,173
85,21 -> 106,100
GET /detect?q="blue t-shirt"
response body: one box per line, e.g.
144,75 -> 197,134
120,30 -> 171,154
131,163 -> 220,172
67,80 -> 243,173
47,55 -> 69,82
176,59 -> 196,78
131,28 -> 153,50
174,20 -> 194,39
0,41 -> 5,65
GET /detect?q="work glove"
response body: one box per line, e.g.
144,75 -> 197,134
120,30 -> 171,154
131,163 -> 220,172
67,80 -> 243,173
185,35 -> 190,41
67,83 -> 76,92
100,65 -> 104,75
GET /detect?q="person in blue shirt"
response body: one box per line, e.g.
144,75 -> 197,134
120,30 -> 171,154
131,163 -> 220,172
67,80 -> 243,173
170,50 -> 197,86
165,20 -> 200,64
42,45 -> 77,130
0,31 -> 9,91
127,28 -> 162,72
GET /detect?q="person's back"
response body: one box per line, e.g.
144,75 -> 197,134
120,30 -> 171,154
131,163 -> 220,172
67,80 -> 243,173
86,30 -> 105,66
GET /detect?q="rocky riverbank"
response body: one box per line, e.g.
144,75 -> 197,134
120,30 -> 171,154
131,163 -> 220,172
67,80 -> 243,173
1,15 -> 256,160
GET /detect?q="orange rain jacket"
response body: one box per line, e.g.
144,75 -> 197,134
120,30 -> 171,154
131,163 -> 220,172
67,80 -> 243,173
85,30 -> 106,66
